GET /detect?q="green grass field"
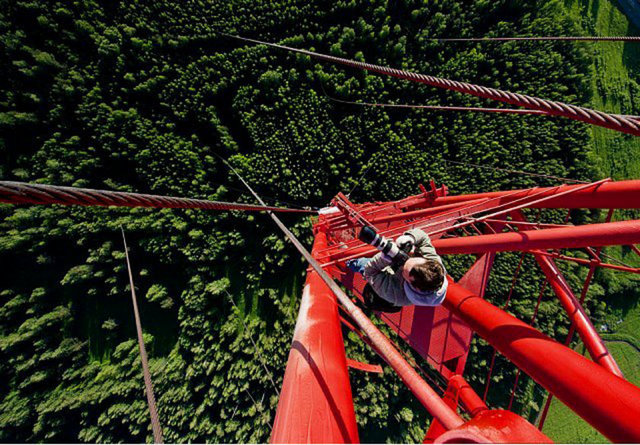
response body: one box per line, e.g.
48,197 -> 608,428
542,341 -> 640,443
563,0 -> 640,180
541,1 -> 640,442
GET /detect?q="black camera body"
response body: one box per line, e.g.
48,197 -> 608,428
358,226 -> 410,267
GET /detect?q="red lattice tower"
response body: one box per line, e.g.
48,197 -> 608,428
271,179 -> 640,443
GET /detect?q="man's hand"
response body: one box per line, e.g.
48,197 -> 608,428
395,234 -> 415,253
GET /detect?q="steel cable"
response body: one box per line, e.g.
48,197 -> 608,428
121,228 -> 164,444
0,181 -> 314,213
223,34 -> 640,137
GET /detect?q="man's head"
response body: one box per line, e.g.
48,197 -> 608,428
402,257 -> 445,292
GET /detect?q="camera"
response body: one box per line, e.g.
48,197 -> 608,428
358,226 -> 410,267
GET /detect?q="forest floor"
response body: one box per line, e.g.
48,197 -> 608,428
543,0 -> 640,442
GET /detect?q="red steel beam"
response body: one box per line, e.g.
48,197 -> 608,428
276,230 -> 464,435
533,253 -> 623,377
368,200 -> 485,225
443,281 -> 640,443
447,375 -> 488,418
534,250 -> 640,274
427,179 -> 610,237
432,219 -> 640,255
432,179 -> 640,209
322,219 -> 640,265
271,235 -> 359,443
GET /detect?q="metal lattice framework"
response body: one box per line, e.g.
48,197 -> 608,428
271,179 -> 640,443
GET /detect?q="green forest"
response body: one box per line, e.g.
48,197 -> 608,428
1,0 -> 639,443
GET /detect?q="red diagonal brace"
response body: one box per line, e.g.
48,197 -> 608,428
533,252 -> 623,377
443,281 -> 640,443
346,358 -> 383,374
509,210 -> 623,377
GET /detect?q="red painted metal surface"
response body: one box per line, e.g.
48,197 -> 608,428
509,210 -> 623,376
447,375 -> 488,418
319,217 -> 640,267
432,219 -> 640,255
368,200 -> 485,225
433,179 -> 640,209
423,378 -> 463,443
331,271 -> 465,430
435,410 -> 552,444
328,199 -> 491,377
534,250 -> 640,274
274,229 -> 465,441
346,358 -> 383,374
538,210 -> 615,430
425,374 -> 491,443
534,253 -> 623,376
278,178 -> 640,443
271,235 -> 359,443
443,281 -> 640,443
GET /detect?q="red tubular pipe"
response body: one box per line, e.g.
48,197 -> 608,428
369,200 -> 484,225
534,254 -> 623,377
535,250 -> 640,274
432,180 -> 640,209
322,219 -> 640,265
312,233 -> 464,431
448,375 -> 488,417
275,231 -> 463,437
271,236 -> 359,443
432,219 -> 640,255
443,282 -> 640,443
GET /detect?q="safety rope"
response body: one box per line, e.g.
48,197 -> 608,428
0,181 -> 314,213
223,34 -> 640,137
121,227 -> 164,444
426,36 -> 640,42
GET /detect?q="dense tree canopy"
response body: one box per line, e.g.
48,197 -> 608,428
0,0 -> 632,442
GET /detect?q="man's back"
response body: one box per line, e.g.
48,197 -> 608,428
362,228 -> 447,307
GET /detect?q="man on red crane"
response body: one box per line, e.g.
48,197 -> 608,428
347,227 -> 448,309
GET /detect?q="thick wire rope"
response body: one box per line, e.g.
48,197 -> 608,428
121,227 -> 164,444
0,181 -> 313,213
222,34 -> 640,136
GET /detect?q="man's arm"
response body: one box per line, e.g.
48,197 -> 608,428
405,228 -> 440,261
363,253 -> 412,306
